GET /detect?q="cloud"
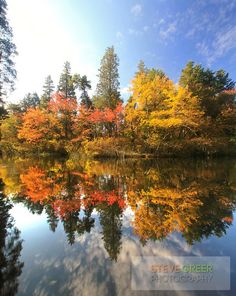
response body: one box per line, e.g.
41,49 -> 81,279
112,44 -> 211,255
213,26 -> 236,58
116,31 -> 123,40
197,25 -> 236,65
131,4 -> 142,17
115,31 -> 124,46
196,42 -> 210,59
185,28 -> 196,38
182,0 -> 236,64
17,208 -> 206,296
144,51 -> 157,58
160,22 -> 177,40
120,84 -> 131,96
128,25 -> 150,37
153,19 -> 165,29
128,28 -> 142,36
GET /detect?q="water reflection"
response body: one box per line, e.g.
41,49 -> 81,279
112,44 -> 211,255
1,158 -> 236,260
0,157 -> 236,295
0,179 -> 24,296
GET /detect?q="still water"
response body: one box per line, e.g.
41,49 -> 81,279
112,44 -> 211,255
0,157 -> 236,296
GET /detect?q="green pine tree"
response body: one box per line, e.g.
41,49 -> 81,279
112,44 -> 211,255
57,61 -> 77,98
135,60 -> 147,76
40,75 -> 54,108
179,61 -> 235,118
94,46 -> 121,110
0,0 -> 17,114
78,75 -> 92,109
20,92 -> 40,112
99,203 -> 122,261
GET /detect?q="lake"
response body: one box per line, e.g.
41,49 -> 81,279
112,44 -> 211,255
0,156 -> 236,296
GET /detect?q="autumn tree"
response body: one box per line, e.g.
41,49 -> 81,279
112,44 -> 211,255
9,92 -> 79,153
0,0 -> 17,104
86,102 -> 123,137
125,158 -> 236,243
125,66 -> 203,152
18,108 -> 61,150
0,113 -> 21,155
40,75 -> 54,108
49,92 -> 78,141
94,46 -> 121,110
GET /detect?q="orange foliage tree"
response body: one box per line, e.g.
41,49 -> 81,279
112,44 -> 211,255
18,108 -> 61,147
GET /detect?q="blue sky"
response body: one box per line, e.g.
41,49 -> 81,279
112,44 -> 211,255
7,0 -> 236,102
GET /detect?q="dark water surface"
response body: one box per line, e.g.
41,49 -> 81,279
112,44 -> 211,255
0,157 -> 236,296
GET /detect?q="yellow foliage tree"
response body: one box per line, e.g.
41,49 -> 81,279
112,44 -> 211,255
125,70 -> 204,152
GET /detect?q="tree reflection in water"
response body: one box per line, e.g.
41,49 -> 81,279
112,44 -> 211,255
0,179 -> 24,296
1,157 -> 236,261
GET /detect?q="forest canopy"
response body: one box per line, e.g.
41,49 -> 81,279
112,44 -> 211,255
1,47 -> 236,158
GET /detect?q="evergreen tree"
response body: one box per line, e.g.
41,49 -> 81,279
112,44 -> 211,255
63,212 -> 80,245
77,207 -> 95,235
0,179 -> 23,296
179,61 -> 235,118
20,92 -> 40,112
6,102 -> 21,114
135,60 -> 147,76
0,0 -> 17,104
99,203 -> 122,261
40,75 -> 54,108
78,75 -> 92,109
95,46 -> 121,110
0,105 -> 7,119
57,61 -> 77,98
45,205 -> 58,233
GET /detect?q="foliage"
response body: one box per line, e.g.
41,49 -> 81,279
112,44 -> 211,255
0,113 -> 21,155
48,92 -> 78,142
0,0 -> 17,103
125,67 -> 204,152
1,51 -> 236,157
83,137 -> 131,158
179,61 -> 235,118
18,107 -> 62,153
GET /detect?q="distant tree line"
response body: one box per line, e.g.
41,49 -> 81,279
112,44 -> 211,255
0,43 -> 236,157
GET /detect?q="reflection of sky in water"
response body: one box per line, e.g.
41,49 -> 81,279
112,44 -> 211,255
2,157 -> 236,295
10,204 -> 236,296
10,204 -> 47,229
